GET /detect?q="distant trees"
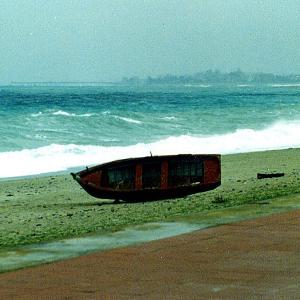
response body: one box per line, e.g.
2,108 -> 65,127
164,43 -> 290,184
120,69 -> 300,85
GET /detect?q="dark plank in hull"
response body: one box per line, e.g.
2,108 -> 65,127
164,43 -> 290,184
79,181 -> 221,202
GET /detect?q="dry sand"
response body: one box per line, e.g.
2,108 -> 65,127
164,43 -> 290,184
0,209 -> 299,299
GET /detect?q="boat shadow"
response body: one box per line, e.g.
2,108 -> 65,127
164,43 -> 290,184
67,198 -> 173,207
67,201 -> 124,207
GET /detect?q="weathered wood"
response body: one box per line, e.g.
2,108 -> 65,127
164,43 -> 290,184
257,172 -> 285,179
71,154 -> 221,202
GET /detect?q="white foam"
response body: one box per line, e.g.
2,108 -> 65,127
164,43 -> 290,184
1,120 -> 300,178
113,115 -> 142,124
270,83 -> 300,87
184,84 -> 211,88
53,110 -> 71,116
52,110 -> 94,117
31,112 -> 43,117
102,110 -> 111,115
162,116 -> 176,120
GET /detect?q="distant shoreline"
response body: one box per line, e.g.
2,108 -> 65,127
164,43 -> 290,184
4,70 -> 300,87
5,81 -> 300,88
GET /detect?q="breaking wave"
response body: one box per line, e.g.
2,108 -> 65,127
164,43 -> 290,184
31,112 -> 43,117
162,116 -> 176,120
270,83 -> 300,87
184,84 -> 211,88
1,120 -> 300,178
113,115 -> 142,124
52,110 -> 94,117
31,110 -> 94,117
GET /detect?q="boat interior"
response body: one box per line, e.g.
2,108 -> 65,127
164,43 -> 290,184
100,157 -> 204,190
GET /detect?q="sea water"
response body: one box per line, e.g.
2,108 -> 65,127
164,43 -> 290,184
1,83 -> 300,178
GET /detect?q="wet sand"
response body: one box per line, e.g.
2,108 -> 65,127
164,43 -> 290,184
1,209 -> 299,299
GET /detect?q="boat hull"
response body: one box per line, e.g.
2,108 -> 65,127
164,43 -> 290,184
72,154 -> 221,202
77,181 -> 221,202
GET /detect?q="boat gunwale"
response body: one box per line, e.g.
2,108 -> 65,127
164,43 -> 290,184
75,154 -> 221,178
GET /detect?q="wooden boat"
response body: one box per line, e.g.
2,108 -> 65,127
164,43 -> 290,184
71,154 -> 221,202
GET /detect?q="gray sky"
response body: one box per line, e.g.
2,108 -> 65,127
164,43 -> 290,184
1,0 -> 300,82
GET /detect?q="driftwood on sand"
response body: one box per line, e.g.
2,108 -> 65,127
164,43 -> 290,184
257,172 -> 285,179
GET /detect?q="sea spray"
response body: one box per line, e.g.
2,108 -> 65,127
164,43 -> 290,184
1,120 -> 300,178
1,84 -> 300,178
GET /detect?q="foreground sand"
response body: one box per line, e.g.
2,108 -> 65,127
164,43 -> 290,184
0,208 -> 299,299
1,148 -> 300,248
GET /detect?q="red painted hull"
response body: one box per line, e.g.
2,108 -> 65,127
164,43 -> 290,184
71,154 -> 221,202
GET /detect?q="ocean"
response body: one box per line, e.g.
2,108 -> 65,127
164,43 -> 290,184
1,83 -> 300,178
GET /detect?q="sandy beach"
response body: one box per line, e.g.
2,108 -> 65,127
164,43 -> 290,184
0,208 -> 300,299
1,148 -> 300,297
1,148 -> 300,249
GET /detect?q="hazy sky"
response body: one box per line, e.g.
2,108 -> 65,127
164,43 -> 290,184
1,0 -> 300,82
